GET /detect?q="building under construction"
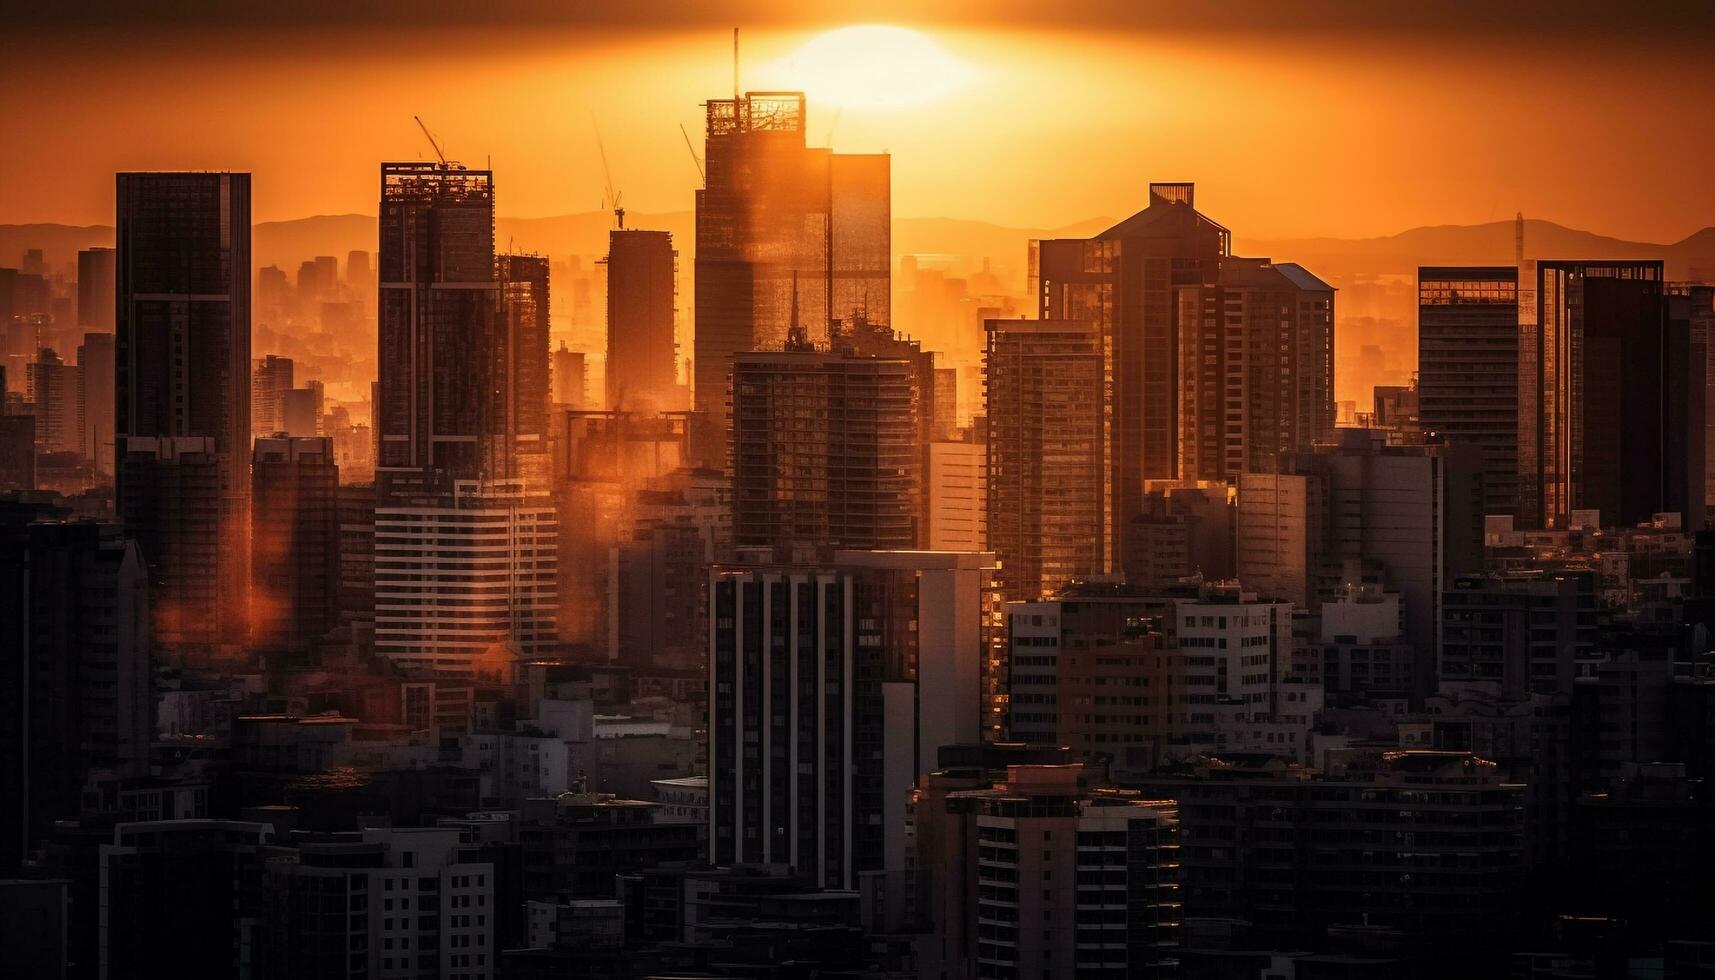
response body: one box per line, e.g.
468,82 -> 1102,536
693,91 -> 890,468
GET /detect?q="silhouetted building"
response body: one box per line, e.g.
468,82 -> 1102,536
498,253 -> 551,487
251,436 -> 339,648
0,414 -> 35,491
730,335 -> 919,557
551,343 -> 586,409
1524,261 -> 1704,530
1035,182 -> 1230,567
251,354 -> 293,437
0,513 -> 149,873
1419,267 -> 1521,516
1176,258 -> 1334,482
27,348 -> 80,456
376,162 -> 500,502
77,247 -> 115,331
76,332 -> 116,477
985,317 -> 1106,600
1441,570 -> 1597,699
116,171 -> 252,647
336,483 -> 375,629
692,91 -> 890,466
604,228 -> 677,412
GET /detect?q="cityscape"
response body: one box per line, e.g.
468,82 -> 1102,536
5,4 -> 1715,979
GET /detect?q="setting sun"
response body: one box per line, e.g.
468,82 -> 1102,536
761,24 -> 976,111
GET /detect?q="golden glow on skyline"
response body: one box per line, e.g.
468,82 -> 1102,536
758,25 -> 978,111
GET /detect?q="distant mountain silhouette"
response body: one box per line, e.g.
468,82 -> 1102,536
4,213 -> 1713,283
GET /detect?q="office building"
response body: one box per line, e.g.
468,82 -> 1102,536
1175,257 -> 1334,482
604,228 -> 677,412
1419,267 -> 1521,516
76,332 -> 116,476
0,513 -> 149,873
374,481 -> 558,675
709,550 -> 996,908
1440,570 -> 1597,699
279,381 -> 322,437
608,521 -> 709,669
376,162 -> 501,501
27,348 -> 80,456
498,253 -> 551,488
985,317 -> 1106,600
251,436 -> 339,648
927,437 -> 986,552
336,483 -> 375,628
116,171 -> 252,647
692,91 -> 889,466
251,354 -> 293,436
77,247 -> 116,331
1525,261 -> 1703,530
551,343 -> 586,408
730,333 -> 919,558
920,764 -> 1181,980
1034,182 -> 1230,566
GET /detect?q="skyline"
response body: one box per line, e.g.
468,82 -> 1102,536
5,6 -> 1715,241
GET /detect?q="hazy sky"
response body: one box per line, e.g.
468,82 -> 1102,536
5,1 -> 1713,240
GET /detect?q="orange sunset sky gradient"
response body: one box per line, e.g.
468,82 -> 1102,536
4,1 -> 1714,241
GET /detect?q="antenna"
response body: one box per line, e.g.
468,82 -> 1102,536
413,115 -> 448,167
733,27 -> 740,100
678,123 -> 705,182
594,119 -> 624,229
1515,211 -> 1524,268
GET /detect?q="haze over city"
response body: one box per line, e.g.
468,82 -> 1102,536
3,3 -> 1715,979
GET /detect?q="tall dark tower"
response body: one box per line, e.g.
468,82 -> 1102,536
604,228 -> 678,413
115,171 -> 252,647
1418,267 -> 1521,517
692,91 -> 890,467
499,252 -> 551,488
376,162 -> 500,501
1033,182 -> 1230,571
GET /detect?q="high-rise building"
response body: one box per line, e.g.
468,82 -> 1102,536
497,254 -> 551,487
251,354 -> 293,436
0,415 -> 34,491
1525,260 -> 1704,530
708,550 -> 997,907
117,436 -> 226,646
551,343 -> 586,409
376,162 -> 501,501
1419,267 -> 1521,516
251,436 -> 339,648
76,332 -> 116,476
984,317 -> 1106,600
77,247 -> 116,331
1441,569 -> 1597,699
279,381 -> 322,437
1121,485 -> 1233,590
336,483 -> 375,629
373,481 -> 558,675
26,348 -> 81,456
1175,257 -> 1334,482
730,333 -> 919,558
604,229 -> 677,412
692,91 -> 890,466
927,438 -> 986,552
1035,182 -> 1230,566
0,512 -> 150,873
116,171 -> 251,647
919,764 -> 1181,980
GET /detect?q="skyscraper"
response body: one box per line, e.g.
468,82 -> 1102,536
1525,261 -> 1704,529
251,436 -> 339,648
692,91 -> 889,466
984,318 -> 1106,601
77,332 -> 116,476
115,171 -> 252,647
498,253 -> 551,487
604,228 -> 677,413
376,162 -> 500,500
26,348 -> 80,456
77,247 -> 115,331
1419,267 -> 1520,516
1175,257 -> 1334,482
730,331 -> 920,558
251,353 -> 293,437
1034,182 -> 1229,566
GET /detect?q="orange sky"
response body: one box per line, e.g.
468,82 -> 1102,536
4,4 -> 1713,241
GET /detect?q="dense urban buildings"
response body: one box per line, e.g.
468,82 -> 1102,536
115,170 -> 253,647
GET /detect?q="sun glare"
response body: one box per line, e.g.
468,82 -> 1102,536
763,25 -> 977,112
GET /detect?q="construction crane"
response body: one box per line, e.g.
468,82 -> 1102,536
678,123 -> 705,182
413,115 -> 448,167
594,120 -> 624,229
